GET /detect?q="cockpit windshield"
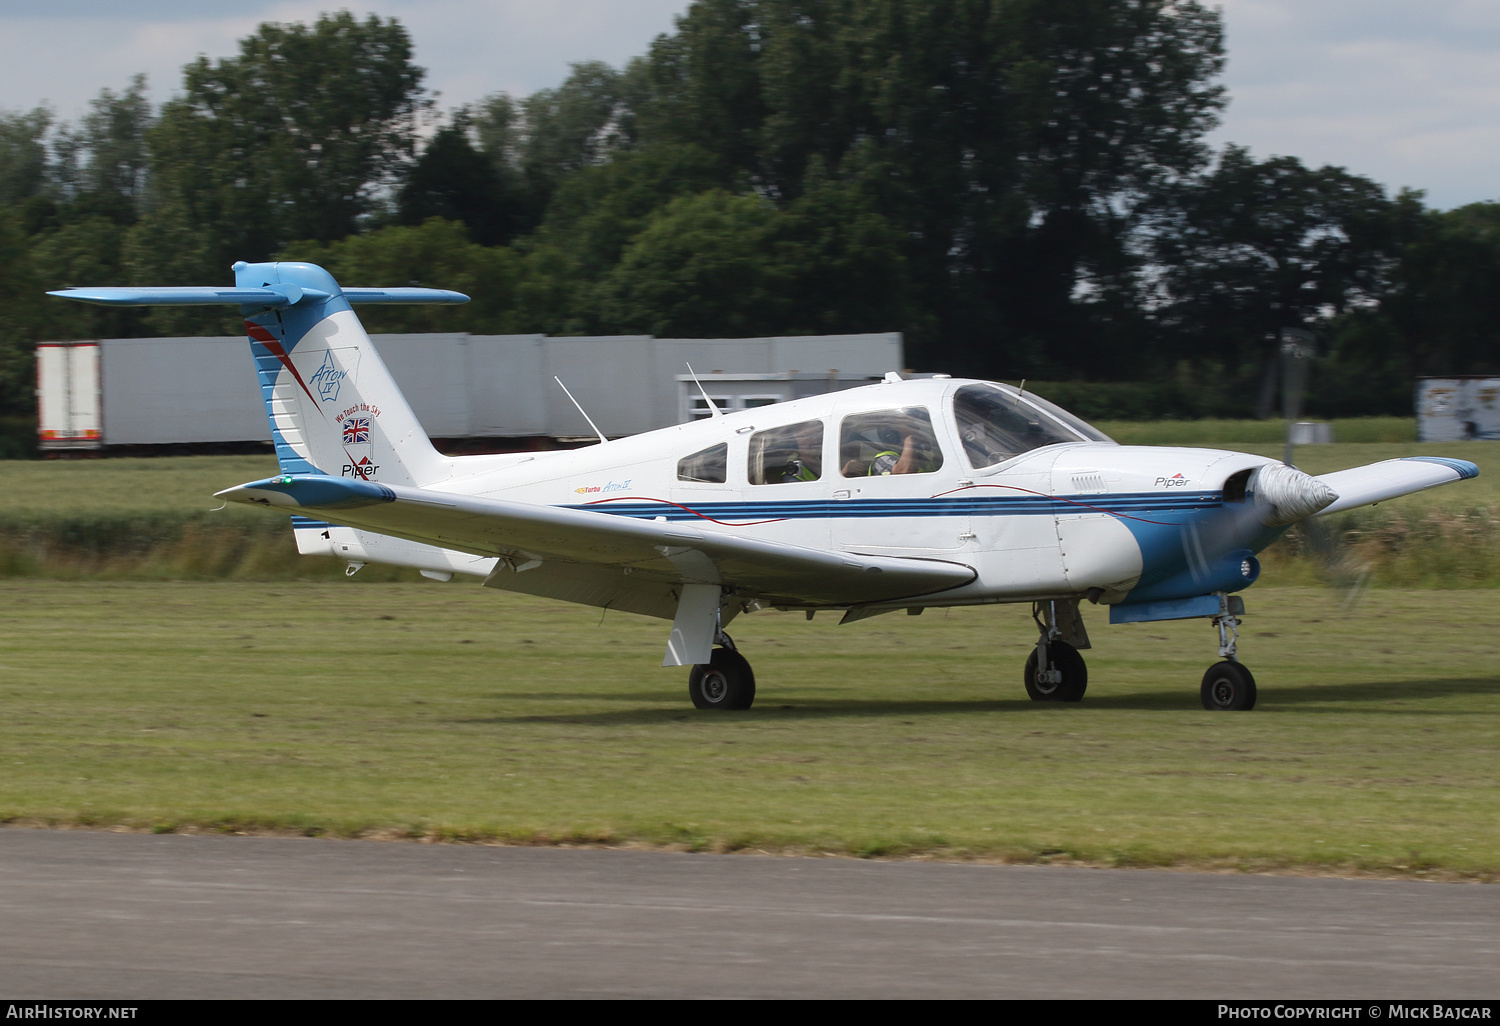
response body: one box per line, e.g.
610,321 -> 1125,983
953,383 -> 1114,469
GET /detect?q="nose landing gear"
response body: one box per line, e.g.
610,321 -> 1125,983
1202,595 -> 1256,710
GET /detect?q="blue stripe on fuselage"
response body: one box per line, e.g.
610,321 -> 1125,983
563,490 -> 1223,522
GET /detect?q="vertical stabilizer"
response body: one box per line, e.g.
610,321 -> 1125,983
236,261 -> 449,487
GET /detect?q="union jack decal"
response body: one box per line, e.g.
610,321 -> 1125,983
342,417 -> 370,445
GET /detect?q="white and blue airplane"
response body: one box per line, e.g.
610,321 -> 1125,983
52,260 -> 1479,712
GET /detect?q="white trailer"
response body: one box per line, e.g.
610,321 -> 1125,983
35,342 -> 102,450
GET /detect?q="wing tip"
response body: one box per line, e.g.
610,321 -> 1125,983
1401,456 -> 1479,480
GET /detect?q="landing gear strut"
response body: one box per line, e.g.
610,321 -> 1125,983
1025,601 -> 1088,702
1201,594 -> 1256,711
688,633 -> 756,710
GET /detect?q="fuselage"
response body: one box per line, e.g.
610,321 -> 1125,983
428,376 -> 1281,608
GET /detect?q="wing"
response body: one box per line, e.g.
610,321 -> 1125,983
1314,457 -> 1478,516
219,475 -> 976,612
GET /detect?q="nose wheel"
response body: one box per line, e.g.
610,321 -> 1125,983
1201,661 -> 1256,710
1201,595 -> 1256,710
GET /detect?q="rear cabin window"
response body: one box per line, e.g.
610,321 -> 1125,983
748,420 -> 824,485
953,384 -> 1104,469
839,407 -> 944,477
677,443 -> 728,483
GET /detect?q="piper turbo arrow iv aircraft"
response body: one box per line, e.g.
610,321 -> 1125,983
52,261 -> 1478,712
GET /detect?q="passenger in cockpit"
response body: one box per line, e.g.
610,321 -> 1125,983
840,410 -> 941,476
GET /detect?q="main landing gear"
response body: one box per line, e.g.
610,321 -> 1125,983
1025,600 -> 1088,702
688,634 -> 757,710
1201,597 -> 1256,711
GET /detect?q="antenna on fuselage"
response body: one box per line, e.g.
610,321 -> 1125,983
553,376 -> 607,445
686,363 -> 723,418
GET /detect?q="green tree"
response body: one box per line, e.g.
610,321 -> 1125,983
0,211 -> 44,423
1152,145 -> 1397,410
587,175 -> 914,339
507,143 -> 729,334
592,189 -> 791,337
470,61 -> 635,229
627,0 -> 1228,376
52,74 -> 153,210
397,120 -> 525,246
1379,200 -> 1500,378
0,107 -> 51,208
132,10 -> 428,295
30,217 -> 147,342
281,217 -> 521,334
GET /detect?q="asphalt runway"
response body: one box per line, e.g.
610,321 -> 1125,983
0,829 -> 1495,999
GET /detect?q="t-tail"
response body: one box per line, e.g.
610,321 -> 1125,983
49,261 -> 467,488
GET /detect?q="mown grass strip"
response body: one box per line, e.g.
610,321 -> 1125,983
1,581 -> 1495,877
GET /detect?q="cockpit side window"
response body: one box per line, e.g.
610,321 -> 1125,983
677,443 -> 728,483
953,384 -> 1092,469
839,407 -> 943,477
748,420 -> 824,485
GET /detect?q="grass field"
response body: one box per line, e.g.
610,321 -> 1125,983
3,427 -> 1498,586
1,580 -> 1495,878
1096,417 -> 1417,446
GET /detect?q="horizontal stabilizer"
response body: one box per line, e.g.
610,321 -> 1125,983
1315,457 -> 1478,516
218,475 -> 977,607
48,285 -> 469,308
339,288 -> 470,304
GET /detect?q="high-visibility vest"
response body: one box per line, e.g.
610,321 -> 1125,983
868,449 -> 935,475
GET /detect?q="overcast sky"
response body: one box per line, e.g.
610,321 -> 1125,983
1,0 -> 1495,210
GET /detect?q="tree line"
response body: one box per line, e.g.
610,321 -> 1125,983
2,1 -> 1498,442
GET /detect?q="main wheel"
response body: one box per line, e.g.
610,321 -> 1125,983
1201,661 -> 1257,711
688,648 -> 756,710
1023,640 -> 1088,702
